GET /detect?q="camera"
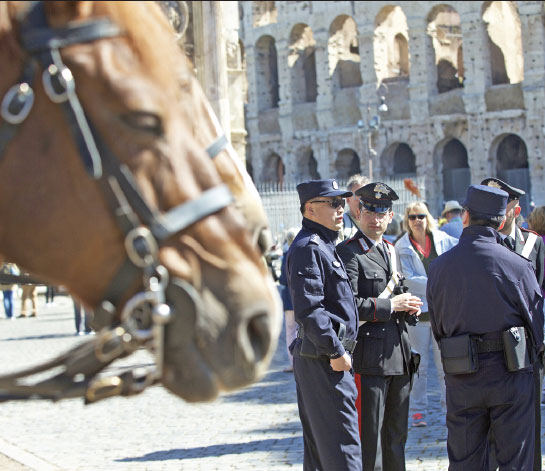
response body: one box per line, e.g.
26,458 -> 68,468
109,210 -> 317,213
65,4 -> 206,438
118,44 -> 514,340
392,274 -> 419,326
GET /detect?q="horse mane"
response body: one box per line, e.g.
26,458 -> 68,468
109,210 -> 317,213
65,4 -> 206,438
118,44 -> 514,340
0,2 -> 25,61
96,1 -> 194,93
1,1 -> 194,92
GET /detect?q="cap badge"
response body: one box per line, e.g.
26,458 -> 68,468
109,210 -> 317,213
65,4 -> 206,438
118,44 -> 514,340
487,181 -> 502,189
332,180 -> 339,190
374,183 -> 390,199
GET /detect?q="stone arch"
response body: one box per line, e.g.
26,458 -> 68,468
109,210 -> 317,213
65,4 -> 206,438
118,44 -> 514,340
255,35 -> 280,111
335,148 -> 361,180
289,24 -> 317,104
489,133 -> 531,214
328,15 -> 363,90
482,1 -> 524,85
381,142 -> 416,177
441,138 -> 470,202
252,1 -> 277,27
294,147 -> 320,181
426,4 -> 464,94
374,6 -> 410,84
261,152 -> 285,184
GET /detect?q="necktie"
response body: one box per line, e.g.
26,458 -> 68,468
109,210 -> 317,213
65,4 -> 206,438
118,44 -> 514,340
377,242 -> 390,267
504,236 -> 515,251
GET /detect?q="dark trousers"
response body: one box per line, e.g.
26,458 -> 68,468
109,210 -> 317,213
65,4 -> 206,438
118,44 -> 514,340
2,290 -> 13,318
446,352 -> 534,471
357,373 -> 411,471
533,357 -> 543,471
73,302 -> 91,333
293,344 -> 362,471
45,286 -> 55,303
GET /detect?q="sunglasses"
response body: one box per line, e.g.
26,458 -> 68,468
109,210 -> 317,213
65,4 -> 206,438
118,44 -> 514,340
408,214 -> 427,221
310,199 -> 345,209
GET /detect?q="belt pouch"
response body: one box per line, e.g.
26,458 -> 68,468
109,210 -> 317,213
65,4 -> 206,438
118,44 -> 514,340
440,334 -> 478,374
502,327 -> 531,371
299,336 -> 321,359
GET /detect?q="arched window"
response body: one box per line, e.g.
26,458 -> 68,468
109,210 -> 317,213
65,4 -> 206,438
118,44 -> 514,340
427,5 -> 464,94
294,148 -> 320,181
289,24 -> 317,104
482,1 -> 524,85
328,15 -> 363,90
494,134 -> 531,215
393,34 -> 409,76
374,6 -> 410,83
442,138 -> 470,202
261,153 -> 285,184
255,35 -> 280,111
393,143 -> 416,176
335,149 -> 361,180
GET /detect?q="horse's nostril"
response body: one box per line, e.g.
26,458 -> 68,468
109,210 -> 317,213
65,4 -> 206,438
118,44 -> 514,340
246,312 -> 271,364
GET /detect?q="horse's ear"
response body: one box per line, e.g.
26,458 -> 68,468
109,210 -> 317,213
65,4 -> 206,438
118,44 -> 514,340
43,1 -> 95,27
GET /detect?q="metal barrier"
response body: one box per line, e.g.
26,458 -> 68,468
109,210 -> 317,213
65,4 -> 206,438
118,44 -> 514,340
256,177 -> 426,242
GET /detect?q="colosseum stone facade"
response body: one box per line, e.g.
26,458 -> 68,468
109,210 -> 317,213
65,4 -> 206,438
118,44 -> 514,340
239,1 -> 545,216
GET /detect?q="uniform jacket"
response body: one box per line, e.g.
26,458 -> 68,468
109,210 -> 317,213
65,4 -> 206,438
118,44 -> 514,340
427,225 -> 544,355
286,217 -> 358,358
395,229 -> 458,312
337,231 -> 411,376
512,226 -> 545,291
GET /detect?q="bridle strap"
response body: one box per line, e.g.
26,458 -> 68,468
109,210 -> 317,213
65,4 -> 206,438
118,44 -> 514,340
0,2 -> 237,402
206,134 -> 228,159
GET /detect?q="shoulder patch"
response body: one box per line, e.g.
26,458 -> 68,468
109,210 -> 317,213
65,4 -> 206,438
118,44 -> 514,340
308,234 -> 320,245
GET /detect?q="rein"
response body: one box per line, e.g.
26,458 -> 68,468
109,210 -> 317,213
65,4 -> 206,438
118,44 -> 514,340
0,2 -> 230,403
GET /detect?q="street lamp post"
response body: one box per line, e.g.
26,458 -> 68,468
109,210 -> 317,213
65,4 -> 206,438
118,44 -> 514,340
357,86 -> 388,181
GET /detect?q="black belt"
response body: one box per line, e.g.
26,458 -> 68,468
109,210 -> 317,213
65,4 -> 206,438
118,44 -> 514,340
476,338 -> 504,353
296,329 -> 357,354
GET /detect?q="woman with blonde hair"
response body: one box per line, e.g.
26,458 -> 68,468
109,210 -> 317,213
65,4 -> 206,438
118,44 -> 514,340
395,201 -> 458,427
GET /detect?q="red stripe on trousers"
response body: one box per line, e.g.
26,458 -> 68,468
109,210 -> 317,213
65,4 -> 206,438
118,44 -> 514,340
355,373 -> 362,437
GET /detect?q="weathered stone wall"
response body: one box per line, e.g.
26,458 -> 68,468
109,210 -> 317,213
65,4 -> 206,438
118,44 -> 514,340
241,0 -> 545,216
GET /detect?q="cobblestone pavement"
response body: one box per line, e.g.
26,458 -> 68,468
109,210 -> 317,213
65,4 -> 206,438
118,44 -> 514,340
0,294 -> 543,470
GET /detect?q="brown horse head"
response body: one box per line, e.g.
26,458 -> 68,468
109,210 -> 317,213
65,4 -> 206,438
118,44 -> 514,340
0,1 -> 281,402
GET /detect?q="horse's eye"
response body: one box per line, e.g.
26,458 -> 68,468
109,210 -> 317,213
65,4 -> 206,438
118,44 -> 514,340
121,111 -> 164,137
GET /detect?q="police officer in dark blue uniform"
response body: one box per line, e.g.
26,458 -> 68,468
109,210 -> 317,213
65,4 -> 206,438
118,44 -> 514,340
481,177 -> 545,471
286,179 -> 362,471
427,185 -> 544,470
337,182 -> 422,471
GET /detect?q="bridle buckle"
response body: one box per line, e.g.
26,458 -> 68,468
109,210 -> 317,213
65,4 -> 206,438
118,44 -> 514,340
1,82 -> 35,125
42,63 -> 75,103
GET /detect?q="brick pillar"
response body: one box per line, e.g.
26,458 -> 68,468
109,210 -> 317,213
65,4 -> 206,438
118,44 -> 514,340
406,15 -> 431,121
313,29 -> 334,130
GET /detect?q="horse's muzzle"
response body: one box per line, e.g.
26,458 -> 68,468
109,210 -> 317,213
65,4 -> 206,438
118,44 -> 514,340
161,277 -> 276,401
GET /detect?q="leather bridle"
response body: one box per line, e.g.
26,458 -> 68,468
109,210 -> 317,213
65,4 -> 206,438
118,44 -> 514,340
0,2 -> 232,402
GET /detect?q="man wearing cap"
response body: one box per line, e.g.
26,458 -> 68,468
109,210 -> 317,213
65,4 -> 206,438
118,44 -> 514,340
337,182 -> 422,471
481,177 -> 545,471
286,179 -> 361,471
427,185 -> 544,470
440,200 -> 464,239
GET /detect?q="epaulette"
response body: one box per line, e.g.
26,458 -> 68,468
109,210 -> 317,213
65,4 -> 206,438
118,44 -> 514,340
308,234 -> 320,245
521,227 -> 539,236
